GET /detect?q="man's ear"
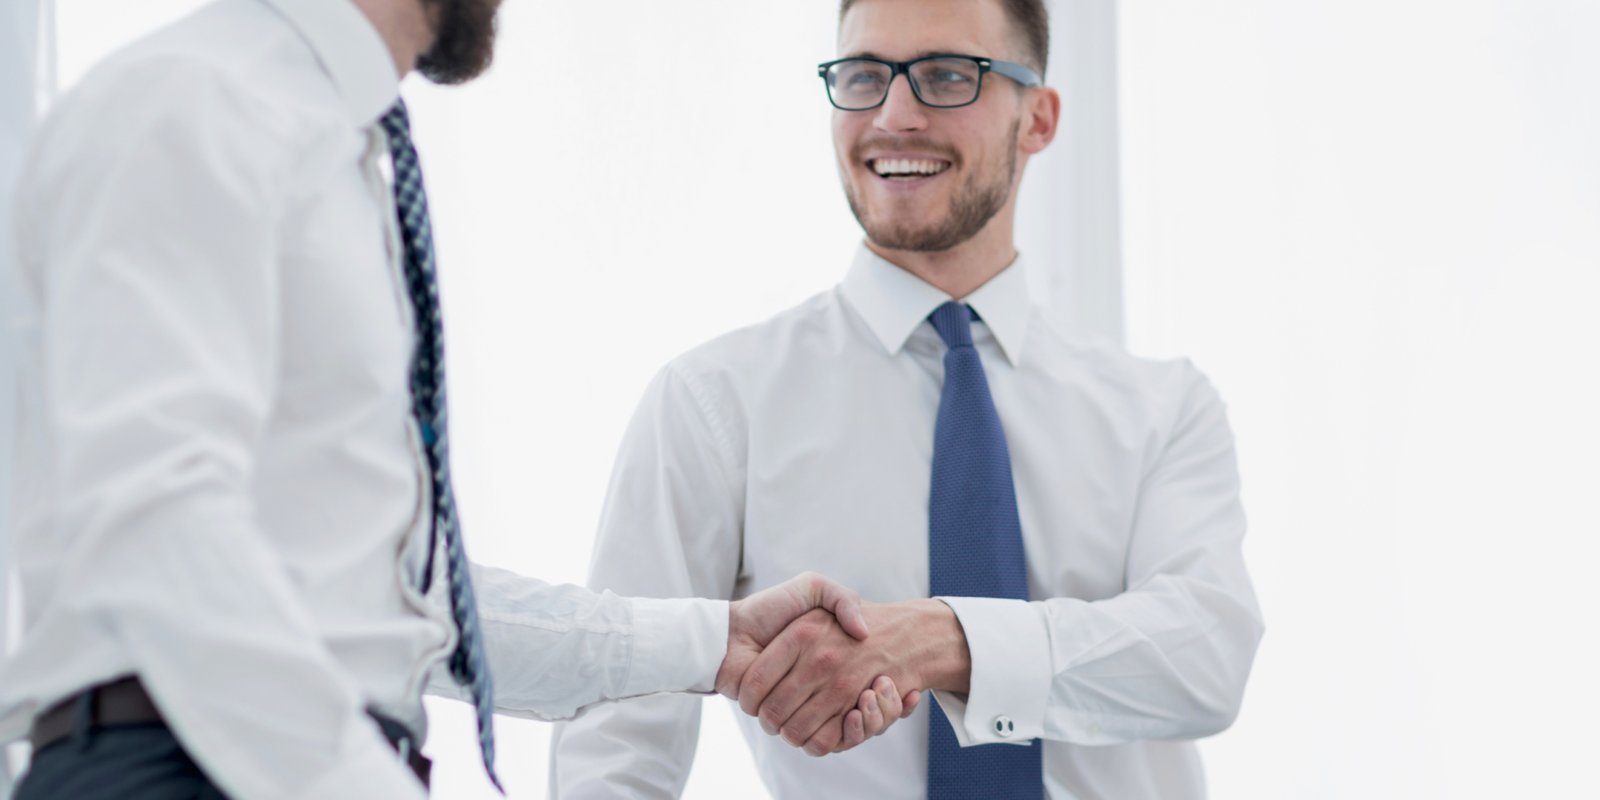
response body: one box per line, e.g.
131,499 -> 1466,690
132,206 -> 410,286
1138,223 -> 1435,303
1019,86 -> 1061,155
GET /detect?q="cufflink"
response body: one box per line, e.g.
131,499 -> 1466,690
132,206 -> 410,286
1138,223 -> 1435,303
992,715 -> 1016,738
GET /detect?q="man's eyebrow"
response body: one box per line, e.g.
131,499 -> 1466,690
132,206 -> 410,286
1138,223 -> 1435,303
840,49 -> 969,61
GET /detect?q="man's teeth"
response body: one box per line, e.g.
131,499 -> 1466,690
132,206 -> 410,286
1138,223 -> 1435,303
873,159 -> 949,177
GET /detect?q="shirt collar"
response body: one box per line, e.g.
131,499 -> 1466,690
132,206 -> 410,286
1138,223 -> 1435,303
260,0 -> 398,127
841,243 -> 1034,366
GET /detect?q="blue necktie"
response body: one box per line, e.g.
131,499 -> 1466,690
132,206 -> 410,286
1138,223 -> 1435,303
380,100 -> 502,793
925,301 -> 1044,800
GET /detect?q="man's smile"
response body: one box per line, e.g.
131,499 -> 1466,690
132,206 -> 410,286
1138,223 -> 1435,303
868,157 -> 952,179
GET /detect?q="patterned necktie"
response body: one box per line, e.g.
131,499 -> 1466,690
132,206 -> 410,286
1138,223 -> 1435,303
379,99 -> 502,793
925,301 -> 1044,800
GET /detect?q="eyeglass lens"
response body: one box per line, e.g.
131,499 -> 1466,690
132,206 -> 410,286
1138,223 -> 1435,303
825,58 -> 984,109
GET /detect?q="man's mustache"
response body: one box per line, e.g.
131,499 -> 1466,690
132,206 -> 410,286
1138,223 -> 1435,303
850,136 -> 961,166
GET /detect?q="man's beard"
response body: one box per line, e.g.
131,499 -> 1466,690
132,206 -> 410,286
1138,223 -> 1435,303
416,0 -> 500,85
843,120 -> 1019,253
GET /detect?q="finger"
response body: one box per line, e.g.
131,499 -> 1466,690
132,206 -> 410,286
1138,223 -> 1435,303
834,705 -> 868,753
794,572 -> 870,641
833,687 -> 884,748
830,592 -> 869,641
748,616 -> 843,737
860,685 -> 886,737
901,689 -> 921,719
873,677 -> 901,732
780,681 -> 857,750
758,670 -> 825,743
801,714 -> 845,757
737,618 -> 812,720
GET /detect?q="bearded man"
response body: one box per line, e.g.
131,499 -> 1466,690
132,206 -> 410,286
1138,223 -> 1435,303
0,1 -> 917,797
550,0 -> 1265,798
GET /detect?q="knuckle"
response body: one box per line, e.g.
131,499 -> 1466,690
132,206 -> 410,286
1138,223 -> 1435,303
865,702 -> 885,725
829,674 -> 859,699
736,675 -> 768,707
815,724 -> 843,754
811,648 -> 842,672
738,695 -> 762,718
760,704 -> 787,731
742,667 -> 770,695
791,615 -> 824,642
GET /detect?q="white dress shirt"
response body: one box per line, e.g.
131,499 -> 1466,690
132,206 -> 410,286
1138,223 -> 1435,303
0,1 -> 726,798
550,245 -> 1264,800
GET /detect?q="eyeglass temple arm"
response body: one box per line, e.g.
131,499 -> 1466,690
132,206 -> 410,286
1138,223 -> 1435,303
984,59 -> 1043,87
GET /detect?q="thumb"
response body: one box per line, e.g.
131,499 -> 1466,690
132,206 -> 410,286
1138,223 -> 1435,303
793,571 -> 870,641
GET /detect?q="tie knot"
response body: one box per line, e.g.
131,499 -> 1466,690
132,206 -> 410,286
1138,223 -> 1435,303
379,98 -> 412,144
928,301 -> 977,349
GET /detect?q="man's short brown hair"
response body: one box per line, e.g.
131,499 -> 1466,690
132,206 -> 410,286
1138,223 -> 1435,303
839,0 -> 1051,77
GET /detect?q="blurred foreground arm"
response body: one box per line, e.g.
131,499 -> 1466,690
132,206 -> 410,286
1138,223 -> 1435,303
437,568 -> 905,747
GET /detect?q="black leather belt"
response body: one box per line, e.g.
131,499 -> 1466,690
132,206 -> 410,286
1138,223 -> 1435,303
28,676 -> 159,754
30,676 -> 432,790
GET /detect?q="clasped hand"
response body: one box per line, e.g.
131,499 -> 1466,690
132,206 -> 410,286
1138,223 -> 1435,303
716,573 -> 936,756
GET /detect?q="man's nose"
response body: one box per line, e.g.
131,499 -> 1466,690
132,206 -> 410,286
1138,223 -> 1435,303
872,74 -> 928,133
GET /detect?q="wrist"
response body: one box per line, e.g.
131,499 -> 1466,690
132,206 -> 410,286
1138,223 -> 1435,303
713,599 -> 741,695
880,599 -> 971,694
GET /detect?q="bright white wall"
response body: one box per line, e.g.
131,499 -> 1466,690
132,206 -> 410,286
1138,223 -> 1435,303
1119,1 -> 1600,798
1018,0 -> 1123,344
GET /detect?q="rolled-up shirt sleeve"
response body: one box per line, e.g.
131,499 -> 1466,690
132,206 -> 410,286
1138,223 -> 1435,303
934,365 -> 1264,747
27,61 -> 423,799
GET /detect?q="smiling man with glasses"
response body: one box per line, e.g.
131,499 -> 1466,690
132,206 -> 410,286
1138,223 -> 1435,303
551,0 -> 1264,798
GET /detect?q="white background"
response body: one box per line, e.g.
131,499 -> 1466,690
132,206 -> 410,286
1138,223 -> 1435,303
1120,1 -> 1600,797
17,0 -> 1600,798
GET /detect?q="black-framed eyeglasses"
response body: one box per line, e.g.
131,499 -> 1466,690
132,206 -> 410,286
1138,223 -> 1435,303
816,54 -> 1042,111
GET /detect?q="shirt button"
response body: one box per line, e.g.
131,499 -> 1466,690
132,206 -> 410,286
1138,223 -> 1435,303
992,716 -> 1015,738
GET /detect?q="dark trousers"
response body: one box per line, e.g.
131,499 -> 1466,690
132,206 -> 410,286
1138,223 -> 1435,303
14,719 -> 227,800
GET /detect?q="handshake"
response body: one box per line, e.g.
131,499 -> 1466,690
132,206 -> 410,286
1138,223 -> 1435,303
713,572 -> 972,757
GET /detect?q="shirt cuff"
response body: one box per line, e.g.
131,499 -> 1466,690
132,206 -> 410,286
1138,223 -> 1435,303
931,597 -> 1051,747
622,597 -> 729,697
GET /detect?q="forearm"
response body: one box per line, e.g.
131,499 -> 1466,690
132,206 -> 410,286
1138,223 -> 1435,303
937,576 -> 1262,747
871,599 -> 973,694
1039,576 -> 1263,740
445,564 -> 728,722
